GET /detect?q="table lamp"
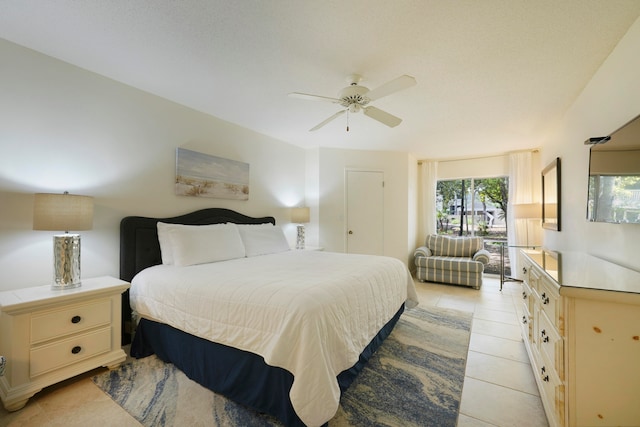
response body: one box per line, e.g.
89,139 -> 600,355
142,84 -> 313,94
33,192 -> 94,289
513,203 -> 542,246
291,207 -> 310,250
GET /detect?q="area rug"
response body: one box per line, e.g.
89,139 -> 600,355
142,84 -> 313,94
93,306 -> 472,427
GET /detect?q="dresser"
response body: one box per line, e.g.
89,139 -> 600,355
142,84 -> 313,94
518,250 -> 640,427
0,276 -> 130,411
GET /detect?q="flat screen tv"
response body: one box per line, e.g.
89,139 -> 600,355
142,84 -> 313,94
587,114 -> 640,224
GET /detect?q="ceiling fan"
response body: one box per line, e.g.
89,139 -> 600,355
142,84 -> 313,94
289,74 -> 417,131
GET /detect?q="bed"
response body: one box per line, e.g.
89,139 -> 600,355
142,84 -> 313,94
120,208 -> 418,426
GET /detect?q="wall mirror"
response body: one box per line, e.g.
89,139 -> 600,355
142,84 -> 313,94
587,114 -> 640,224
542,157 -> 561,231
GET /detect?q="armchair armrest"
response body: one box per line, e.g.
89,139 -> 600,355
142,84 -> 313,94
473,249 -> 491,265
414,246 -> 432,258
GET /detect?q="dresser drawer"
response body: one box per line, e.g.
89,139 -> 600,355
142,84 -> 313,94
31,299 -> 111,343
538,311 -> 564,380
538,276 -> 560,326
529,267 -> 542,295
520,255 -> 533,283
539,344 -> 565,427
30,326 -> 112,377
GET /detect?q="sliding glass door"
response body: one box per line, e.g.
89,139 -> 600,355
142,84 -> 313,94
436,177 -> 509,274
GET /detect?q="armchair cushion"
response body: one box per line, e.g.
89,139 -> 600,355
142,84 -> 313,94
425,234 -> 484,257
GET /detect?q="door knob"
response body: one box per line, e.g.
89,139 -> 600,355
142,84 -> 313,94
348,230 -> 353,234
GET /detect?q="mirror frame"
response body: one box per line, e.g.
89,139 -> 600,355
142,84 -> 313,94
542,157 -> 561,231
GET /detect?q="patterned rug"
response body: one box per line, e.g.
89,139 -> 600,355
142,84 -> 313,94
93,306 -> 472,426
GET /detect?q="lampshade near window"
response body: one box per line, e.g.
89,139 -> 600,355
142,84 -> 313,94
512,203 -> 541,219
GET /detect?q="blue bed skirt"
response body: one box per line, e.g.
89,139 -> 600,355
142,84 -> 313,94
130,304 -> 404,426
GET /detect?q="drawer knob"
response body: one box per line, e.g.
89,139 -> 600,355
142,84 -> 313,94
71,346 -> 82,354
541,366 -> 550,382
71,315 -> 82,324
522,316 -> 528,324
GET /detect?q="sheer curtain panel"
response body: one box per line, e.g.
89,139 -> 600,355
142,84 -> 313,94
418,161 -> 438,246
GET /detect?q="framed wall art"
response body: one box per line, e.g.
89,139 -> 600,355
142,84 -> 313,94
176,148 -> 249,200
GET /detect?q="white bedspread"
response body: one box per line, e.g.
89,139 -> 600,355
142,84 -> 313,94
130,250 -> 418,426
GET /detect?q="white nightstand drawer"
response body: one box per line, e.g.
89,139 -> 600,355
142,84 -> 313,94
30,326 -> 112,377
30,298 -> 111,343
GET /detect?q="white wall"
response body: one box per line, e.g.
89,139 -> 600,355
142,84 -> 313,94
541,16 -> 640,271
317,148 -> 412,264
0,39 -> 306,291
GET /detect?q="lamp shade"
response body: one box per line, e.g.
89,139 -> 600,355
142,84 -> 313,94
33,193 -> 94,232
513,203 -> 541,219
291,207 -> 310,224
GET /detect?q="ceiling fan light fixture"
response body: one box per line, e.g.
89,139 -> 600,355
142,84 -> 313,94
292,73 -> 416,131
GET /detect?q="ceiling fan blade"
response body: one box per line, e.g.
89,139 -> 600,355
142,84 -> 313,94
309,110 -> 346,131
289,92 -> 341,103
365,75 -> 417,101
363,106 -> 402,128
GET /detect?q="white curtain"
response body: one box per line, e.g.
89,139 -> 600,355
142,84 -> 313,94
417,161 -> 438,246
507,151 -> 534,277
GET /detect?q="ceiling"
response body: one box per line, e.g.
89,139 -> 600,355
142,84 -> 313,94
1,1 -> 639,159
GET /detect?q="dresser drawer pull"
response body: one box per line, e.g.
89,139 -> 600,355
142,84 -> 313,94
71,346 -> 82,355
541,366 -> 549,382
522,267 -> 527,274
71,315 -> 82,324
522,292 -> 528,299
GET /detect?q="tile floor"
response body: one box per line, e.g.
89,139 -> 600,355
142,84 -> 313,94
0,275 -> 548,427
414,276 -> 548,427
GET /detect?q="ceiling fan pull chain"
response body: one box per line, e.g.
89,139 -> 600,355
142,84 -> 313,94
346,109 -> 350,132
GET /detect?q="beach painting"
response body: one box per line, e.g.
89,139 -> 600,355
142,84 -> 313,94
176,148 -> 249,200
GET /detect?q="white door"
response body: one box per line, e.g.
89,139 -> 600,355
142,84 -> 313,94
346,170 -> 384,255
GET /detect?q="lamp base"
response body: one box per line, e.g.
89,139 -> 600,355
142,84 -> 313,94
296,225 -> 306,250
52,234 -> 82,290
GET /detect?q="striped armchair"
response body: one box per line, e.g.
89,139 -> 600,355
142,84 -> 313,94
414,234 -> 490,289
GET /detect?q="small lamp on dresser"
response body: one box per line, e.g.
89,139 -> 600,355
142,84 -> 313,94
291,207 -> 310,250
33,191 -> 94,289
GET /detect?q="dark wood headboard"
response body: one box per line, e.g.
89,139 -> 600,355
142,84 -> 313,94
119,208 -> 276,282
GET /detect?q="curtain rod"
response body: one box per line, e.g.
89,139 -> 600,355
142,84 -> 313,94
418,148 -> 539,164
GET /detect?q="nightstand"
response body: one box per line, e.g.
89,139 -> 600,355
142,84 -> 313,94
0,276 -> 130,411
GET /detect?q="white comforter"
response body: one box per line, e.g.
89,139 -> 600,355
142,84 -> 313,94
130,250 -> 418,426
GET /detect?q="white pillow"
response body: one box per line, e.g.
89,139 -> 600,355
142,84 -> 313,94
237,223 -> 291,257
157,222 -> 179,265
168,223 -> 246,267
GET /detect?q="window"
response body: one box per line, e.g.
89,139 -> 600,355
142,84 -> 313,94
436,177 -> 509,275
